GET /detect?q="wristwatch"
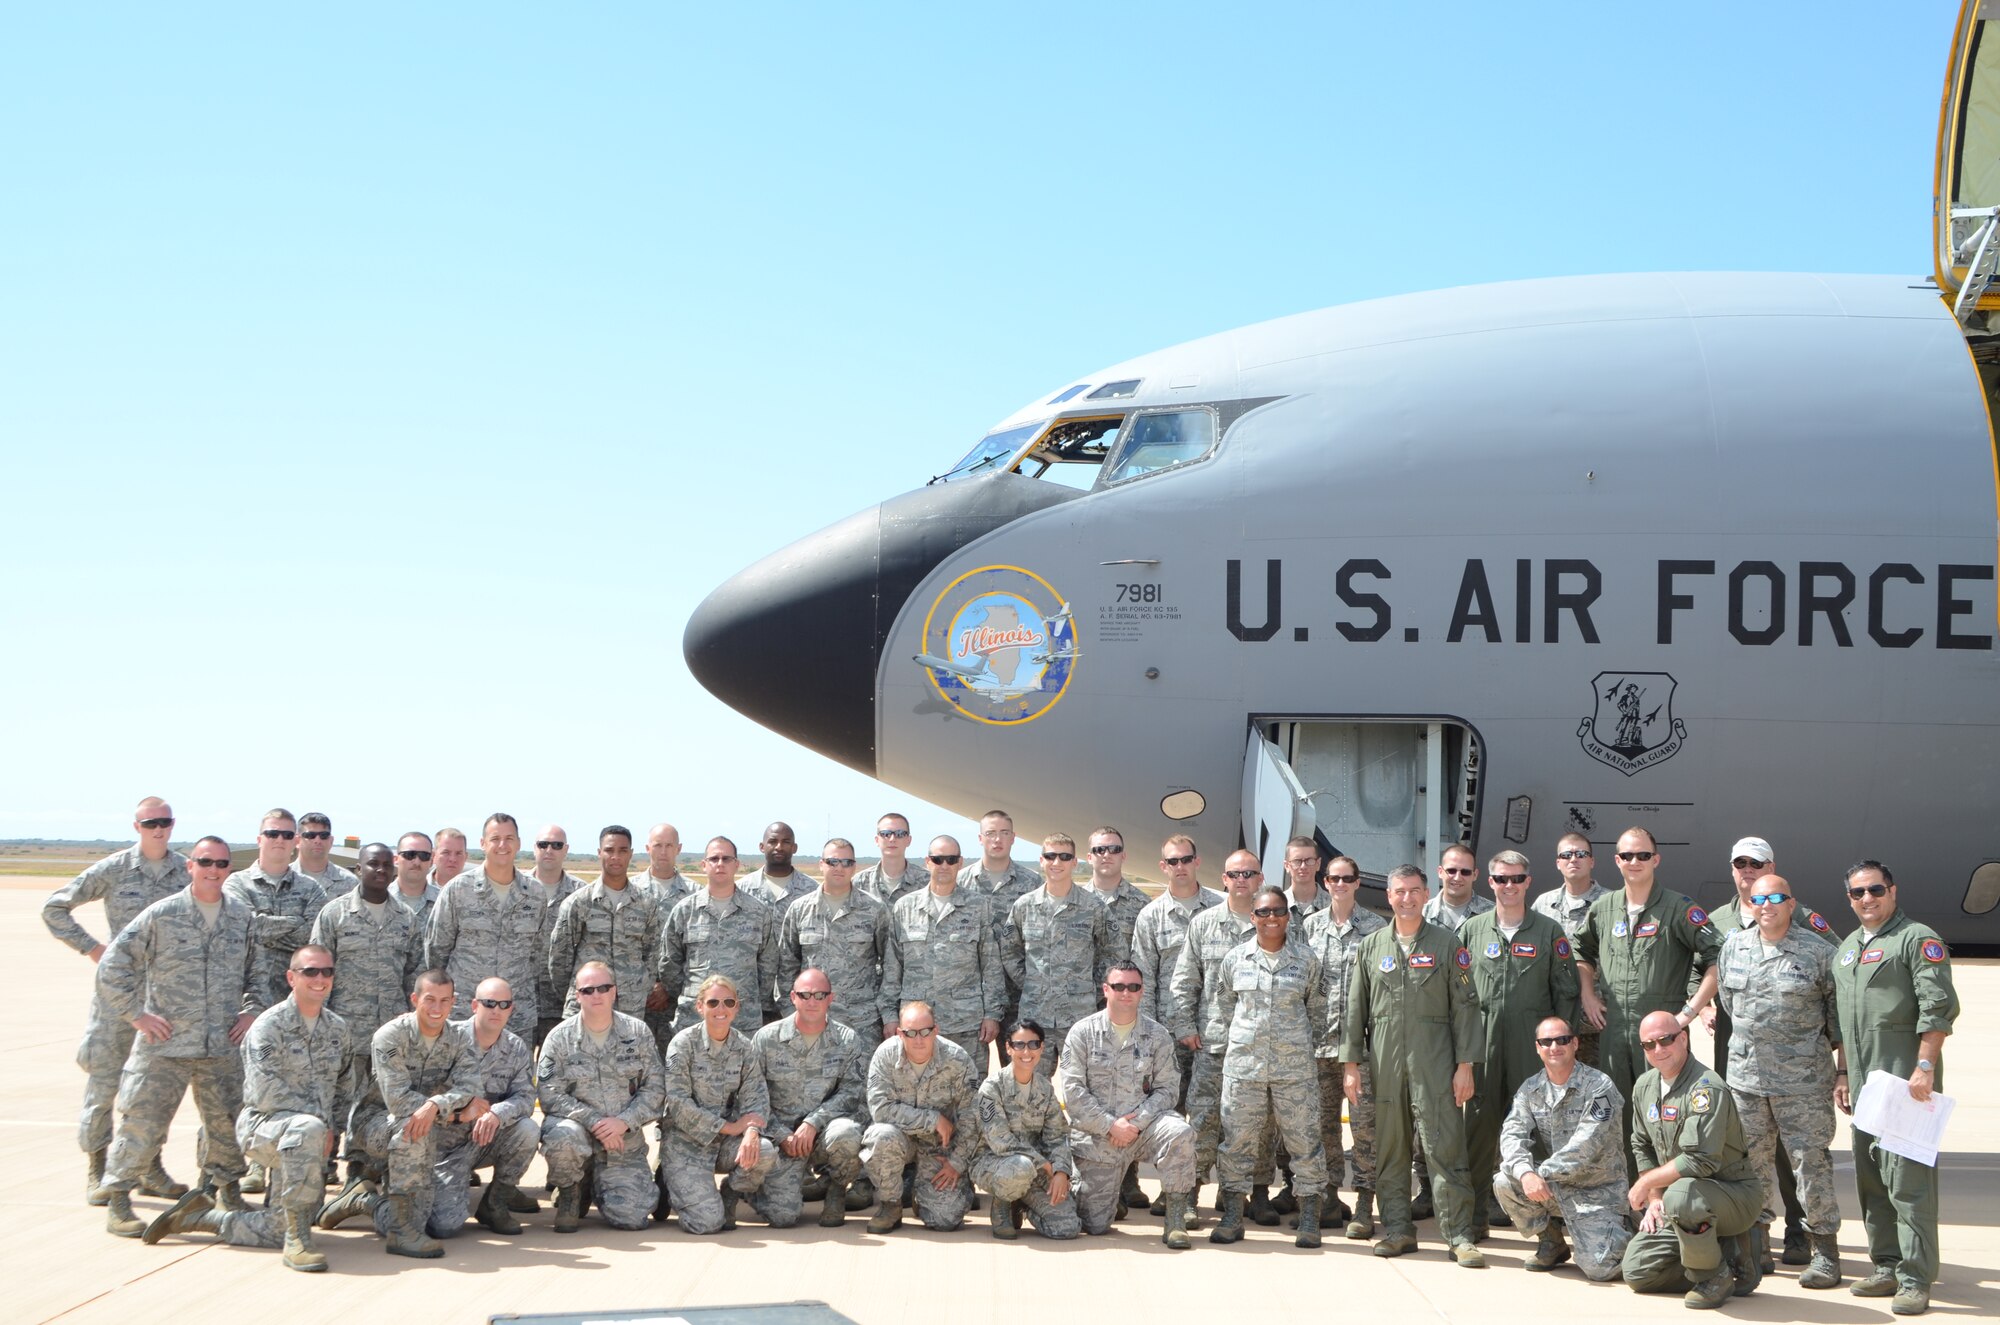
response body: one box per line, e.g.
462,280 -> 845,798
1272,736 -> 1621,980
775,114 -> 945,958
1916,1058 -> 1935,1073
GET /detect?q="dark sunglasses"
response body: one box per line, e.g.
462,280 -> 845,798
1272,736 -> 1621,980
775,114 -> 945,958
190,856 -> 231,870
299,831 -> 332,841
928,854 -> 961,865
577,982 -> 616,996
1223,869 -> 1260,881
1617,850 -> 1657,862
398,850 -> 433,861
1251,906 -> 1287,917
822,857 -> 857,868
474,997 -> 513,1009
1161,854 -> 1196,867
877,828 -> 911,838
1089,844 -> 1124,855
1535,1034 -> 1576,1047
1490,873 -> 1529,885
1639,1030 -> 1682,1051
1325,873 -> 1358,884
1007,1039 -> 1043,1051
1040,851 -> 1075,862
701,997 -> 738,1008
260,828 -> 296,840
1731,857 -> 1768,870
137,817 -> 175,829
792,989 -> 831,1000
1847,883 -> 1889,899
291,965 -> 335,979
535,840 -> 567,850
899,1026 -> 935,1039
1104,981 -> 1143,993
1555,849 -> 1592,860
1442,866 -> 1475,876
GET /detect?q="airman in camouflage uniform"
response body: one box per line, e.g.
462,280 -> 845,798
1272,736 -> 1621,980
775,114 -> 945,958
741,822 -> 818,938
1002,834 -> 1111,1076
1211,882 -> 1329,1247
526,824 -> 586,1046
1131,838 -> 1219,1113
1493,1015 -> 1632,1280
294,812 -> 359,899
430,978 -> 541,1237
862,1004 -> 982,1232
226,809 -> 332,1014
424,814 -> 551,1025
658,838 -> 780,1034
883,837 -> 1003,1066
536,961 -> 667,1232
750,969 -> 872,1227
42,798 -> 190,1201
973,1022 -> 1081,1240
1304,855 -> 1386,1234
1621,1011 -> 1763,1307
96,841 -> 256,1237
1531,831 -> 1608,1066
1058,967 -> 1198,1245
636,823 -> 694,1051
392,832 -> 441,931
1168,852 -> 1257,1191
960,811 -> 1043,1055
854,813 -> 928,906
310,850 -> 423,1042
778,841 -> 895,1034
660,975 -> 779,1234
548,830 -> 667,1020
1280,836 -> 1330,926
142,945 -> 356,1272
1714,875 -> 1844,1287
1083,827 -> 1150,964
1424,845 -> 1495,931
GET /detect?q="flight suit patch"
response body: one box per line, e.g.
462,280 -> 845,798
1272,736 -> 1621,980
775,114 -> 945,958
1555,937 -> 1572,959
1661,1105 -> 1680,1121
1839,948 -> 1857,966
1483,941 -> 1503,959
1809,912 -> 1831,933
1613,920 -> 1629,938
1634,921 -> 1659,938
1510,942 -> 1538,958
1689,1087 -> 1713,1114
1410,953 -> 1437,969
1455,948 -> 1471,969
1921,940 -> 1946,963
1860,948 -> 1885,965
1379,956 -> 1397,973
1647,1103 -> 1661,1121
1687,905 -> 1709,926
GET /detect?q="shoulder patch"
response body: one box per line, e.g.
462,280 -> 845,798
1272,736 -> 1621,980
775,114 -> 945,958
1809,912 -> 1831,933
1686,905 -> 1709,927
1556,936 -> 1573,959
1689,1086 -> 1713,1115
1455,947 -> 1472,969
1921,939 -> 1946,963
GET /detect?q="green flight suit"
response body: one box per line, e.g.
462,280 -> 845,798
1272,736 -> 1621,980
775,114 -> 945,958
1832,909 -> 1959,1293
1340,919 -> 1482,1243
1575,887 -> 1721,1153
1459,908 -> 1579,1222
1622,1059 -> 1761,1290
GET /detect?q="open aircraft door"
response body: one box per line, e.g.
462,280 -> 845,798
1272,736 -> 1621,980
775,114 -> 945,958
1241,728 -> 1315,884
1935,1 -> 2000,320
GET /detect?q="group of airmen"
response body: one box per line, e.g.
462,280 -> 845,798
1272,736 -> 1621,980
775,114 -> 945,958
45,799 -> 1960,1316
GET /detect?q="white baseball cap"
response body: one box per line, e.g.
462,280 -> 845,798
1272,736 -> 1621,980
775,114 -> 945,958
1729,837 -> 1774,864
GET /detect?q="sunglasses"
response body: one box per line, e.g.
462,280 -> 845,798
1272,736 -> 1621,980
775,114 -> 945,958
928,854 -> 961,865
474,997 -> 513,1009
1161,854 -> 1196,867
1441,866 -> 1475,876
1731,857 -> 1768,870
398,849 -> 433,861
1639,1031 -> 1682,1051
1104,981 -> 1143,993
1325,873 -> 1358,884
190,856 -> 231,870
1555,849 -> 1592,860
900,1026 -> 935,1039
1847,883 -> 1889,899
791,989 -> 831,1000
137,817 -> 175,829
1750,892 -> 1791,906
1089,844 -> 1124,855
701,997 -> 738,1008
577,982 -> 616,996
299,831 -> 332,841
1007,1039 -> 1043,1051
822,857 -> 857,868
877,828 -> 911,839
1223,869 -> 1260,881
535,840 -> 567,850
260,829 -> 297,840
291,965 -> 335,979
1041,851 -> 1075,862
1535,1034 -> 1576,1047
1251,906 -> 1287,917
1617,850 -> 1657,862
1489,873 -> 1529,885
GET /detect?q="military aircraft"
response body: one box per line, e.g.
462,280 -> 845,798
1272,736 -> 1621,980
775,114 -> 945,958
687,2 -> 2000,945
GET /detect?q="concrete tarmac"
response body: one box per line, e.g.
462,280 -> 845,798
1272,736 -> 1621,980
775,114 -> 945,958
6,882 -> 1994,1324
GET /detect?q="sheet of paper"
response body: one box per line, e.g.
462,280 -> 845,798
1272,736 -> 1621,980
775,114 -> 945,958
1852,1068 -> 1955,1165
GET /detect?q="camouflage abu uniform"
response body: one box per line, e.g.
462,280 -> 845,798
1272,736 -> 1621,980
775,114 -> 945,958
532,870 -> 586,1040
778,885 -> 895,1033
425,869 -> 552,1025
749,1014 -> 871,1226
882,885 -> 1004,1060
1058,1010 -> 1195,1234
854,859 -> 928,907
1168,902 -> 1256,1178
1088,878 -> 1152,966
220,997 -> 356,1248
351,1013 -> 481,1238
298,862 -> 360,901
1305,904 -> 1387,1193
1423,892 -> 1494,930
636,872 -> 696,1050
1132,884 -> 1221,1109
741,867 -> 818,925
42,844 -> 189,1156
97,889 -> 255,1193
961,860 -> 1043,1036
862,1033 -> 982,1229
658,887 -> 780,1033
1213,936 -> 1329,1197
1715,923 -> 1840,1237
536,1010 -> 666,1230
1531,881 -> 1609,1065
1621,1058 -> 1762,1291
1003,884 -> 1111,1075
973,1068 -> 1082,1238
1493,1060 -> 1632,1280
428,1017 -> 540,1237
547,879 -> 667,1018
309,890 -> 423,1043
394,882 -> 440,933
225,864 -> 330,1013
659,1023 -> 779,1234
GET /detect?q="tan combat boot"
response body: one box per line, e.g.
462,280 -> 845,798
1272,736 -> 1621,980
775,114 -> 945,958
382,1195 -> 443,1258
105,1189 -> 145,1238
283,1207 -> 328,1273
86,1147 -> 109,1206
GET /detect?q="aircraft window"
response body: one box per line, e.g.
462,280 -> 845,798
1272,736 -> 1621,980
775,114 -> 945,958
1087,379 -> 1141,400
1047,385 -> 1091,404
1014,415 -> 1123,490
936,422 -> 1042,484
1098,407 -> 1218,486
1965,861 -> 2000,916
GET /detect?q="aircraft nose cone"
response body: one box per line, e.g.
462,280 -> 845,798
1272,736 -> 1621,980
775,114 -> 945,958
684,474 -> 1086,773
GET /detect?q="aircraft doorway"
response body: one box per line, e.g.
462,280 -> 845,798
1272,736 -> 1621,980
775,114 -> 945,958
1241,717 -> 1483,892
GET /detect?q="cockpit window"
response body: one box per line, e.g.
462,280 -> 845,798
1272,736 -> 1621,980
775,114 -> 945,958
1098,407 -> 1218,486
1015,416 -> 1123,490
1046,384 -> 1090,404
1086,378 -> 1141,400
937,422 -> 1042,483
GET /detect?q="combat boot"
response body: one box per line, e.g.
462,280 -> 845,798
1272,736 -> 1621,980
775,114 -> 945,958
1208,1190 -> 1246,1244
282,1207 -> 327,1273
652,1166 -> 673,1223
1891,1285 -> 1930,1316
1753,1221 -> 1774,1274
1271,1179 -> 1299,1216
989,1196 -> 1019,1240
382,1195 -> 443,1258
1374,1231 -> 1418,1257
1851,1264 -> 1899,1297
1525,1218 -> 1572,1271
316,1176 -> 379,1231
501,1181 -> 539,1213
1323,1191 -> 1351,1228
801,1172 -> 830,1202
105,1190 -> 145,1238
719,1182 -> 740,1232
1345,1189 -> 1375,1240
1293,1194 -> 1322,1249
1451,1241 -> 1487,1268
1160,1192 -> 1192,1250
475,1183 -> 521,1234
554,1182 -> 584,1234
1409,1174 -> 1435,1221
144,1189 -> 224,1244
1247,1184 -> 1281,1226
845,1173 -> 875,1210
137,1157 -> 189,1199
818,1180 -> 848,1228
212,1179 -> 248,1213
1685,1262 -> 1735,1309
1729,1230 -> 1763,1298
238,1160 -> 267,1195
86,1147 -> 109,1206
1798,1232 -> 1843,1289
1121,1167 -> 1151,1216
866,1194 -> 903,1234
1782,1220 -> 1810,1265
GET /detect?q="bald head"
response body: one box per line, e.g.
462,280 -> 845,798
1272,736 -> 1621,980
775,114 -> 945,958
647,823 -> 682,878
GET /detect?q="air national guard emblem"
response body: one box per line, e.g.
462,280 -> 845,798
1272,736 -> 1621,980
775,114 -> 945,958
1484,941 -> 1503,959
1380,955 -> 1397,973
918,565 -> 1080,726
1840,948 -> 1858,966
1577,671 -> 1688,776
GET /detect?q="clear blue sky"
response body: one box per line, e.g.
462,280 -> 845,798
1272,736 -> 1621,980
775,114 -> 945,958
0,4 -> 1958,849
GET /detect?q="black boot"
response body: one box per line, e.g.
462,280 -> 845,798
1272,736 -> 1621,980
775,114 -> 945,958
1208,1190 -> 1247,1244
1247,1184 -> 1281,1226
1294,1194 -> 1322,1249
